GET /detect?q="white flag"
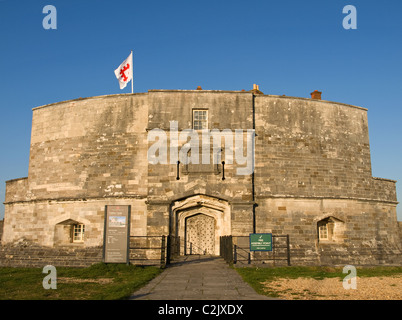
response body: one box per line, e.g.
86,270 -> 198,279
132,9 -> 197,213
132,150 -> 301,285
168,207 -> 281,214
114,52 -> 133,90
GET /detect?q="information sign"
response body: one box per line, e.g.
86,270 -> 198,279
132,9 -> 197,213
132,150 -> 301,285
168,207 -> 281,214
103,205 -> 131,263
249,233 -> 272,251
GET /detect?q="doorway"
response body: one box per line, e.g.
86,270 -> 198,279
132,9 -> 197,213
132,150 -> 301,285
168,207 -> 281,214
172,194 -> 231,256
185,213 -> 215,255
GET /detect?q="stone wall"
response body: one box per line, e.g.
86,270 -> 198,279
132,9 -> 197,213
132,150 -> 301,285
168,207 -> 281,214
255,198 -> 401,265
252,94 -> 400,265
4,178 -> 28,204
0,239 -> 102,268
399,221 -> 402,243
254,95 -> 397,202
3,198 -> 147,247
3,93 -> 149,246
24,93 -> 148,202
0,220 -> 3,242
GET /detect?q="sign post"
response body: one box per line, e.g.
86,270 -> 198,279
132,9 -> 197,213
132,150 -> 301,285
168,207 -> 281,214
249,233 -> 272,251
103,205 -> 131,264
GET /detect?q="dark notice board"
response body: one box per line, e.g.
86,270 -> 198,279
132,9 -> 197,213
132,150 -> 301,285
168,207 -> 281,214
103,205 -> 131,264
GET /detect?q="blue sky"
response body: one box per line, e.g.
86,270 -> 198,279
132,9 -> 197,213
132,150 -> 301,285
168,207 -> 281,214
0,0 -> 401,220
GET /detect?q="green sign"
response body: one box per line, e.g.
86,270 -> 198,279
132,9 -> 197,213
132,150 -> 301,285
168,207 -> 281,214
249,233 -> 272,251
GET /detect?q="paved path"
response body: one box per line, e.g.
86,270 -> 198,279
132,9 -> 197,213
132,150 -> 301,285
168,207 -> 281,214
130,255 -> 273,300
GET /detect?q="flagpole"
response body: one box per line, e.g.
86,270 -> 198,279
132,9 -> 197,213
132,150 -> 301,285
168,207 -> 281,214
131,50 -> 134,94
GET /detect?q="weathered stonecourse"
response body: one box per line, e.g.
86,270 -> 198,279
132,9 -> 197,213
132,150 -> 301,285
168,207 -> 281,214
1,87 -> 401,267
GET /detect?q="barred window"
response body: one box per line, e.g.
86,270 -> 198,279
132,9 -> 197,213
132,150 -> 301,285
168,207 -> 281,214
193,110 -> 208,130
73,224 -> 85,243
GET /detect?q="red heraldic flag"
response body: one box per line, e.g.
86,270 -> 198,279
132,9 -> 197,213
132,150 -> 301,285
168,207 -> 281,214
114,52 -> 133,90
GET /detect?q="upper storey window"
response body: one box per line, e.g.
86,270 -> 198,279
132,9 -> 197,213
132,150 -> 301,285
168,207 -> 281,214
193,110 -> 208,130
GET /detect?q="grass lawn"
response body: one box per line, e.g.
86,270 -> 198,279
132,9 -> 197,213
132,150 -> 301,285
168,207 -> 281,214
235,266 -> 402,298
0,263 -> 163,300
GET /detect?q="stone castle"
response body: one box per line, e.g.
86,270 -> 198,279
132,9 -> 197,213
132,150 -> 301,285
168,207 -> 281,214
1,86 -> 401,266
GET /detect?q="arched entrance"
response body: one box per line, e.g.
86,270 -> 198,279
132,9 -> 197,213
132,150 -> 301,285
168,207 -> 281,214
171,194 -> 231,256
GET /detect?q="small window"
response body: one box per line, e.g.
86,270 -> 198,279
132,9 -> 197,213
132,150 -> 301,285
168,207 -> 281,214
318,222 -> 328,240
193,110 -> 208,130
73,224 -> 85,243
317,216 -> 345,243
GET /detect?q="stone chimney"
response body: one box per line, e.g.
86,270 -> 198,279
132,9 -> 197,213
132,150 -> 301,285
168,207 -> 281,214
251,84 -> 263,94
310,90 -> 322,100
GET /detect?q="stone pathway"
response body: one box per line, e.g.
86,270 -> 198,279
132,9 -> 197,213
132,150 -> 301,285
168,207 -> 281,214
130,255 -> 273,300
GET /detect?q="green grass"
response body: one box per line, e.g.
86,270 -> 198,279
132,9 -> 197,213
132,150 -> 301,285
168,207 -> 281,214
235,266 -> 402,298
0,263 -> 163,300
